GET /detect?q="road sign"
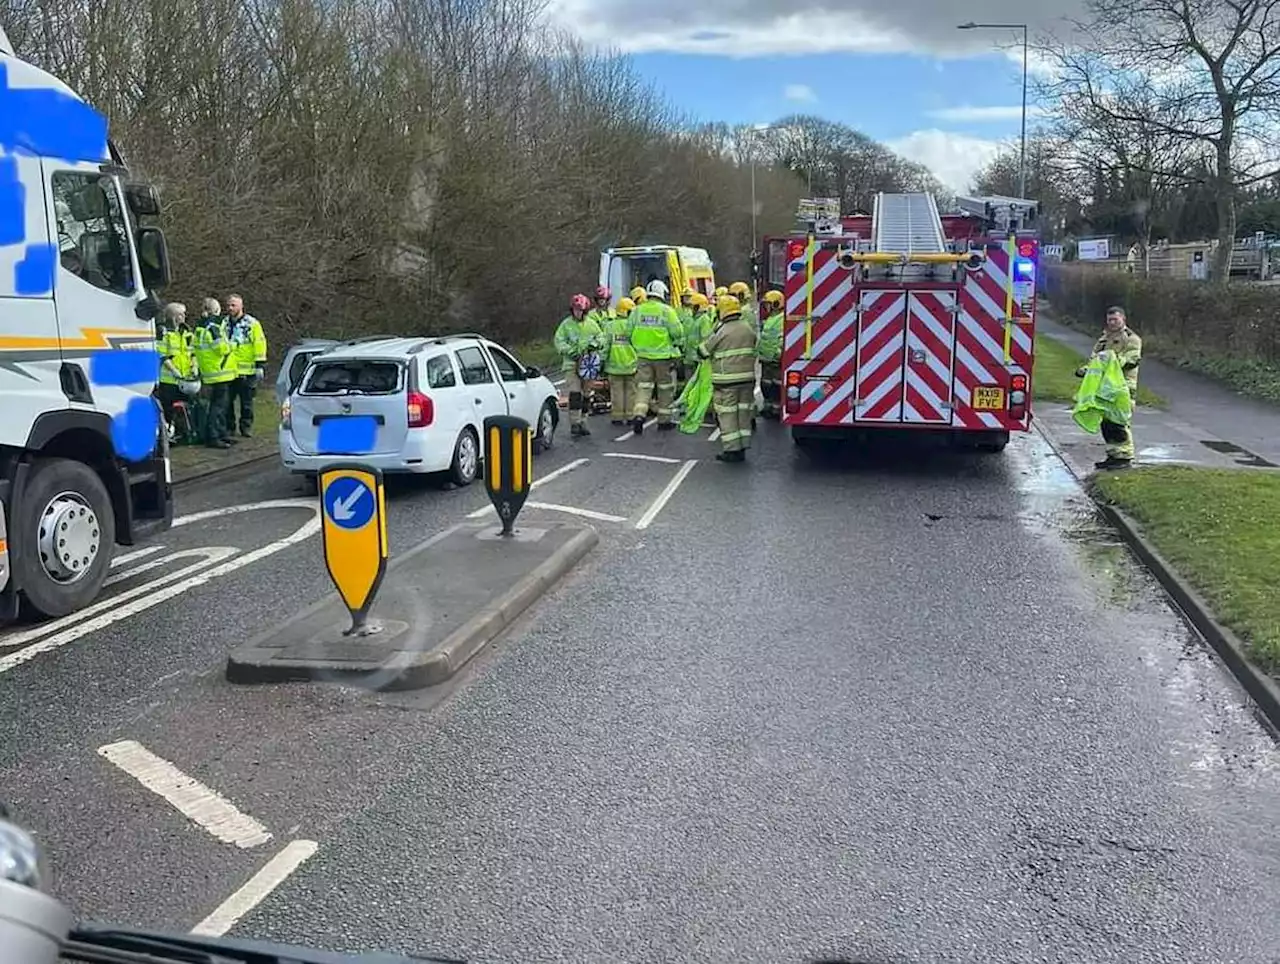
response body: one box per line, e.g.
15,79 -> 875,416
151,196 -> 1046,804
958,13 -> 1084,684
319,464 -> 388,633
483,414 -> 533,536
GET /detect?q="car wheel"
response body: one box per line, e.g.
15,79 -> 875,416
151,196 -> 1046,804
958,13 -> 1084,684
534,401 -> 557,454
13,458 -> 116,619
450,428 -> 480,487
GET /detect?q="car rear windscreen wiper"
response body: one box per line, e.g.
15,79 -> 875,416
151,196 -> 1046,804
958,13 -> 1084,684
63,926 -> 466,964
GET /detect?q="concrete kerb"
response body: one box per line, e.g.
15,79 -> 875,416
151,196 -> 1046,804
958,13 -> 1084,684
1035,418 -> 1280,734
173,451 -> 277,489
225,521 -> 599,690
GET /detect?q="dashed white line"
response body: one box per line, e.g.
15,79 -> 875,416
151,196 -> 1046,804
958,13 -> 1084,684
191,840 -> 319,936
635,459 -> 698,530
466,458 -> 589,518
111,545 -> 164,568
614,419 -> 656,442
97,740 -> 272,849
707,428 -> 721,442
602,452 -> 681,464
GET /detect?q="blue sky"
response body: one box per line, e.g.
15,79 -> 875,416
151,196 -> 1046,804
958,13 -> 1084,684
544,0 -> 1075,192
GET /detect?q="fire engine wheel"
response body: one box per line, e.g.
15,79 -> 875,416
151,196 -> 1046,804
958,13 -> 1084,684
14,458 -> 116,619
534,401 -> 557,454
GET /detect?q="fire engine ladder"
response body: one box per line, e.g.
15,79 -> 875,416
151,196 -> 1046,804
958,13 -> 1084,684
873,192 -> 947,255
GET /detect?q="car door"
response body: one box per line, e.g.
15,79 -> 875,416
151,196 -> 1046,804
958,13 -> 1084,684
483,342 -> 541,427
288,356 -> 408,455
453,345 -> 509,440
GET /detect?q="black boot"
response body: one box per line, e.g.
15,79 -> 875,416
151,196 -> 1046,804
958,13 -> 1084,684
632,417 -> 645,435
1094,456 -> 1132,470
657,421 -> 675,432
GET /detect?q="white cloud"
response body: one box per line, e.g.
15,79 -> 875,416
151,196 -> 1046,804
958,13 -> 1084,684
886,129 -> 1004,193
784,83 -> 816,103
927,104 -> 1049,122
544,0 -> 1087,59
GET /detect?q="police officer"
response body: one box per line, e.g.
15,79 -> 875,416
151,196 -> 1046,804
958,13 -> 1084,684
193,298 -> 236,449
225,294 -> 267,438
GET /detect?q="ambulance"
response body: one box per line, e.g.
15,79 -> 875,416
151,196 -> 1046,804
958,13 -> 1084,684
761,193 -> 1040,453
598,245 -> 716,305
0,22 -> 174,622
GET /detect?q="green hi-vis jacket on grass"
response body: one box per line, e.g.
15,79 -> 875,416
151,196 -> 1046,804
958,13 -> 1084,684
1072,352 -> 1133,433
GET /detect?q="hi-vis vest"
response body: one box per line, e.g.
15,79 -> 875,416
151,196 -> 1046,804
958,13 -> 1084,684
157,326 -> 195,384
628,301 -> 681,360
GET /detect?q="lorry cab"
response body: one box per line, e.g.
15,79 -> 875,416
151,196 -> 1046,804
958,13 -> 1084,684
0,32 -> 174,621
599,245 -> 716,306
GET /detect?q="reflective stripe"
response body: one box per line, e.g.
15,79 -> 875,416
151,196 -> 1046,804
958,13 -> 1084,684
718,347 -> 755,358
711,374 -> 754,385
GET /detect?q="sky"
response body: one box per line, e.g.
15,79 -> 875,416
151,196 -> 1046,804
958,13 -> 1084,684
545,0 -> 1084,193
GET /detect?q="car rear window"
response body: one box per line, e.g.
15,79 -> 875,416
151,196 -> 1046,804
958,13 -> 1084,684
303,360 -> 402,395
287,350 -> 327,394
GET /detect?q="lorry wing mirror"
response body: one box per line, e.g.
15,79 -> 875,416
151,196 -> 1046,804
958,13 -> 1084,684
125,182 -> 162,218
136,227 -> 172,290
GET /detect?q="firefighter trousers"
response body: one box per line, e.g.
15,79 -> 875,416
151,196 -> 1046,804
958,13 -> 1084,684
714,383 -> 754,452
759,361 -> 781,415
608,374 -> 634,421
1101,418 -> 1135,460
563,370 -> 589,428
633,360 -> 676,424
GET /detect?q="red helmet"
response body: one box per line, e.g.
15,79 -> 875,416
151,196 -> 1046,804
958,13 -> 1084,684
570,293 -> 591,312
594,285 -> 611,301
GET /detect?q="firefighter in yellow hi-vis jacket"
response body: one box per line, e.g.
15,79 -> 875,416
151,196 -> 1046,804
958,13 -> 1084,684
699,294 -> 758,463
1077,305 -> 1142,469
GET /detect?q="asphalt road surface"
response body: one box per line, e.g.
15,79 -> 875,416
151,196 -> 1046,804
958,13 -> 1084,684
3,417 -> 1279,964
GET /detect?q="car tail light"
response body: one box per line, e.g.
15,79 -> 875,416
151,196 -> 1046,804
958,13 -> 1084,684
280,398 -> 291,429
785,370 -> 801,414
407,390 -> 433,428
1009,373 -> 1028,421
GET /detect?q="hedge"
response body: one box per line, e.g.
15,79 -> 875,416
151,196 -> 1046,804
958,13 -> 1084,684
1040,265 -> 1280,403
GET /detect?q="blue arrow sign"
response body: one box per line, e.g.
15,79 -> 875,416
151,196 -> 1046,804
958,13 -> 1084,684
323,475 -> 375,530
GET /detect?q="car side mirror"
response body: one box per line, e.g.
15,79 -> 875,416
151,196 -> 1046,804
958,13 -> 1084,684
524,365 -> 540,379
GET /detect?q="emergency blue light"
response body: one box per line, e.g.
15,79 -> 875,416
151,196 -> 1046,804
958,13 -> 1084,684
1014,258 -> 1035,278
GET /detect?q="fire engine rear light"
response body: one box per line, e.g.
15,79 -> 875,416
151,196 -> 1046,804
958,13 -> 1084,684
1009,390 -> 1026,406
407,390 -> 434,428
785,370 -> 801,413
1011,374 -> 1028,392
1008,373 -> 1028,420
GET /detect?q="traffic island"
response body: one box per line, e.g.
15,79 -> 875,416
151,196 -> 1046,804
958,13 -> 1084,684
226,520 -> 597,690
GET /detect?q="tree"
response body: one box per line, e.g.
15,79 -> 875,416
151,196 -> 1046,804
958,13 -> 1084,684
1036,0 -> 1280,278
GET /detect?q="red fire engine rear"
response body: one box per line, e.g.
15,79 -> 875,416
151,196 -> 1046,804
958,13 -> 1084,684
768,193 -> 1039,453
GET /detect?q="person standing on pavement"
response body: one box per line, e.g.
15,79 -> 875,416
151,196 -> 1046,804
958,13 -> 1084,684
699,294 -> 758,463
155,302 -> 197,436
554,293 -> 606,437
756,289 -> 784,418
1077,305 -> 1143,470
193,297 -> 236,449
603,296 -> 638,426
225,294 -> 268,438
627,279 -> 683,434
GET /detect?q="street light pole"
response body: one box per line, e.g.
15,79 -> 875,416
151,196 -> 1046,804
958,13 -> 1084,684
958,21 -> 1030,198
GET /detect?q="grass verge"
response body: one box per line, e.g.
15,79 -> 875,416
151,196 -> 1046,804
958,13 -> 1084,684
1034,334 -> 1166,408
1091,466 -> 1280,676
170,391 -> 279,482
512,338 -> 559,371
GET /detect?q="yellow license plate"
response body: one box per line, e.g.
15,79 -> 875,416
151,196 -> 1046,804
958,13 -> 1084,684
972,386 -> 1005,410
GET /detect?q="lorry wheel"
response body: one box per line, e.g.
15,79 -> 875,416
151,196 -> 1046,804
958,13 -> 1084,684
13,458 -> 116,619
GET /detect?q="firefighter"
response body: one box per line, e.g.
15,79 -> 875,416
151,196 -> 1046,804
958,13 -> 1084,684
555,293 -> 606,437
757,289 -> 785,418
193,297 -> 236,449
604,296 -> 638,425
589,285 -> 615,327
627,279 -> 683,434
1077,305 -> 1142,469
699,294 -> 758,462
675,288 -> 697,386
729,281 -> 757,335
683,292 -> 713,372
630,285 -> 648,304
225,293 -> 267,438
711,285 -> 728,325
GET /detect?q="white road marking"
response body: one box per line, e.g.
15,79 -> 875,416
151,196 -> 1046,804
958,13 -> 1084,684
97,740 -> 272,849
635,460 -> 698,530
466,458 -> 589,518
0,503 -> 320,675
111,545 -> 164,568
602,452 -> 681,464
527,502 -> 627,523
708,428 -> 721,442
104,547 -> 232,589
614,419 -> 656,442
191,840 -> 319,936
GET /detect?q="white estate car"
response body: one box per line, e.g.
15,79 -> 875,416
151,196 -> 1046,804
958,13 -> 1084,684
279,334 -> 561,486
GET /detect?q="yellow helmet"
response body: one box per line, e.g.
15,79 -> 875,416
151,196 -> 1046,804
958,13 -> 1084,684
617,297 -> 636,316
729,281 -> 750,297
690,292 -> 709,309
630,286 -> 647,303
763,289 -> 784,305
716,294 -> 742,317
714,286 -> 728,297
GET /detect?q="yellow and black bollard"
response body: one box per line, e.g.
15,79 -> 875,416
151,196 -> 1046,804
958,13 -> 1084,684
483,414 -> 533,536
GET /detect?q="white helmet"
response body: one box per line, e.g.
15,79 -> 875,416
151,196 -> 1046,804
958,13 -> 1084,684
646,279 -> 669,300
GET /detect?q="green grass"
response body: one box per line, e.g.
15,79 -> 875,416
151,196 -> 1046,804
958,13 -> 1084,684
511,338 -> 559,372
1092,466 -> 1280,676
1034,334 -> 1166,408
169,391 -> 279,481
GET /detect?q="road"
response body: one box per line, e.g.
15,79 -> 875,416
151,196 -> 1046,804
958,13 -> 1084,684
2,417 -> 1279,963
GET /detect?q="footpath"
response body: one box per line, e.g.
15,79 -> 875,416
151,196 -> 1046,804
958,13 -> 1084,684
1035,312 -> 1280,476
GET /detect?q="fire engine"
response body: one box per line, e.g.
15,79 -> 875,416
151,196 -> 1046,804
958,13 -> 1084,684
760,192 -> 1039,453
